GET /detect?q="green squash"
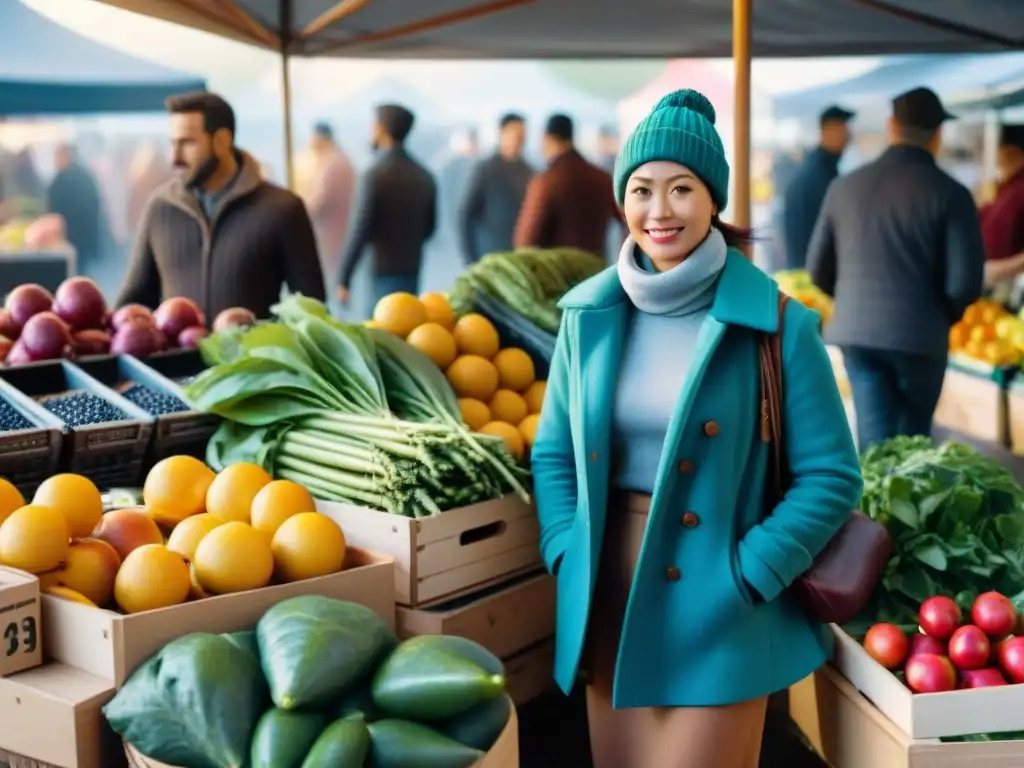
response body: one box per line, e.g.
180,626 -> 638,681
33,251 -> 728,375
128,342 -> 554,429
368,719 -> 484,768
221,630 -> 260,665
333,675 -> 380,722
104,633 -> 267,768
442,693 -> 512,751
257,596 -> 396,710
300,718 -> 371,768
372,637 -> 505,721
250,709 -> 326,768
415,635 -> 504,677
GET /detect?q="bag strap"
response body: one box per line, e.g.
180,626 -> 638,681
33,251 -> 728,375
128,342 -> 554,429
759,293 -> 791,508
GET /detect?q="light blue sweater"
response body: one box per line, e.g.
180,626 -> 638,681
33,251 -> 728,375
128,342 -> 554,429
611,229 -> 728,493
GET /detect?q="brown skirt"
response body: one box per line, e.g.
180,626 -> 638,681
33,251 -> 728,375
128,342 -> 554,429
585,491 -> 767,768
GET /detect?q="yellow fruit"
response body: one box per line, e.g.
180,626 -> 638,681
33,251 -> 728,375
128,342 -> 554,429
446,355 -> 499,401
38,538 -> 120,606
996,316 -> 1019,340
206,462 -> 273,523
459,398 -> 491,430
518,413 -> 540,448
452,314 -> 500,359
166,514 -> 225,563
43,585 -> 97,607
523,380 -> 547,414
114,544 -> 190,614
143,456 -> 216,528
406,322 -> 458,369
271,512 -> 347,583
32,474 -> 102,539
0,504 -> 69,574
479,421 -> 525,462
363,320 -> 381,329
193,522 -> 274,595
419,292 -> 455,330
492,348 -> 536,392
489,389 -> 529,426
373,293 -> 428,338
250,480 -> 316,537
189,563 -> 210,600
0,479 -> 25,527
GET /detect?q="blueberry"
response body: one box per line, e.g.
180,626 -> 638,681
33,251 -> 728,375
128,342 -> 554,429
121,383 -> 190,416
40,391 -> 129,427
0,398 -> 34,432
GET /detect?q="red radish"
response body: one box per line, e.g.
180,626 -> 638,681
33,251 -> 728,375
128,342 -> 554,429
908,633 -> 947,658
997,636 -> 1024,683
919,596 -> 962,640
20,311 -> 71,360
5,340 -> 32,366
971,592 -> 1018,640
72,329 -> 111,356
0,310 -> 20,340
154,298 -> 202,343
110,322 -> 163,358
212,307 -> 256,333
863,623 -> 909,669
111,304 -> 154,330
4,284 -> 53,327
177,326 -> 209,349
0,335 -> 11,362
959,667 -> 1007,689
52,277 -> 106,330
948,625 -> 991,670
905,654 -> 957,693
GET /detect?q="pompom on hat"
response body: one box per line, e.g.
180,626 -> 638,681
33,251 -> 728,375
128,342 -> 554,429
613,88 -> 730,209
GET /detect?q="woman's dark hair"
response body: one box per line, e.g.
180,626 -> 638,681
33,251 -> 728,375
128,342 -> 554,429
713,215 -> 755,248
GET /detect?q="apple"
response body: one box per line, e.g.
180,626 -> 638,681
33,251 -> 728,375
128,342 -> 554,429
919,596 -> 962,640
948,625 -> 991,670
971,592 -> 1018,640
960,667 -> 1007,689
863,623 -> 909,669
908,633 -> 947,658
905,654 -> 957,693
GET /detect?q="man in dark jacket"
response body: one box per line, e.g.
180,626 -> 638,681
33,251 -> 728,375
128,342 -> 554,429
117,92 -> 325,319
808,87 -> 985,451
47,143 -> 107,278
458,113 -> 533,263
781,105 -> 854,270
514,114 -> 620,257
337,104 -> 437,309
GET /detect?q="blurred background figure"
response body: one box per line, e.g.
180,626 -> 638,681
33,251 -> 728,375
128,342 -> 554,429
595,123 -> 620,173
47,142 -> 108,288
9,147 -> 45,201
127,141 -> 173,239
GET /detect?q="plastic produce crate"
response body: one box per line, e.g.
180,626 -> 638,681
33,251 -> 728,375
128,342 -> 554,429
0,361 -> 154,489
472,292 -> 556,379
76,352 -> 218,466
0,380 -> 63,497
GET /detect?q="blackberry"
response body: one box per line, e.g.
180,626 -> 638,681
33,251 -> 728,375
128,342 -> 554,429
121,383 -> 191,416
40,391 -> 129,427
0,398 -> 34,432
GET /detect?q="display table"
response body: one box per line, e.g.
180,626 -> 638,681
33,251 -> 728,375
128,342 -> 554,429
0,249 -> 75,296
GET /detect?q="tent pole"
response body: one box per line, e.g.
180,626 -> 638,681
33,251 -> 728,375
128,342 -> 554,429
732,0 -> 752,243
280,2 -> 295,189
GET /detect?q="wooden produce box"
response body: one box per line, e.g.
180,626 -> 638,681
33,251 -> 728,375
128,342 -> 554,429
396,573 -> 554,660
1007,381 -> 1024,456
791,666 -> 1024,768
0,663 -> 118,768
0,567 -> 42,677
42,548 -> 394,687
933,365 -> 1008,445
831,624 -> 1024,739
0,383 -> 63,498
317,495 -> 541,607
504,638 -> 555,706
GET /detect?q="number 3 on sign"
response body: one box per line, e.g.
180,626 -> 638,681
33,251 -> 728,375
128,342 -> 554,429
4,617 -> 37,656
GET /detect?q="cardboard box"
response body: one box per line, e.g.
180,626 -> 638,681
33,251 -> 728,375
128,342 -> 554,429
504,638 -> 555,706
0,567 -> 42,677
0,663 -> 117,768
933,367 -> 1007,445
792,665 -> 1024,768
832,624 -> 1024,739
396,574 -> 553,659
43,548 -> 394,686
317,495 -> 541,607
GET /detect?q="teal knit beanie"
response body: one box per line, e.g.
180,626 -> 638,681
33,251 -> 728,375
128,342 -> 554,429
614,88 -> 729,209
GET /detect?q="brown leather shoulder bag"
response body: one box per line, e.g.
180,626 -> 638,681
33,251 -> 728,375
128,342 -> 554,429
759,294 -> 892,624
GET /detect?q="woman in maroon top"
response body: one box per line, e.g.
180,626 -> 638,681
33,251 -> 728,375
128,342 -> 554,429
982,126 -> 1024,284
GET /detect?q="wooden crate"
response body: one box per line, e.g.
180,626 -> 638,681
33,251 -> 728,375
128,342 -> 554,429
396,574 -> 554,660
933,367 -> 1007,445
1007,385 -> 1024,456
317,495 -> 541,607
505,638 -> 555,706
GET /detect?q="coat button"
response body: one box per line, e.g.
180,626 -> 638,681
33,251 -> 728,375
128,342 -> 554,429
703,420 -> 720,437
681,512 -> 700,528
665,565 -> 681,581
677,459 -> 694,474
590,451 -> 598,462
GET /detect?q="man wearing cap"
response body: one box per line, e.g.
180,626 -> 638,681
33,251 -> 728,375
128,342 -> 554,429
337,104 -> 437,310
808,87 -> 985,451
979,126 -> 1024,285
780,104 -> 855,271
513,113 -> 620,257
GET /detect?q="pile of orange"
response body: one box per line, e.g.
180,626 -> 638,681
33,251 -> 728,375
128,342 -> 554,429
371,291 -> 546,462
949,299 -> 1024,367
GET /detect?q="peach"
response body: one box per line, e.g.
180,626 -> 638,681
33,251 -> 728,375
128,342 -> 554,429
92,510 -> 163,562
38,538 -> 121,606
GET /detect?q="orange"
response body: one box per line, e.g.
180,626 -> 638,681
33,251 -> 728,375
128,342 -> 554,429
271,512 -> 347,583
452,314 -> 500,359
250,480 -> 316,537
479,421 -> 525,462
948,322 -> 969,351
193,522 -> 274,595
166,513 -> 225,562
206,462 -> 273,523
372,293 -> 428,338
419,292 -> 455,330
43,585 -> 96,607
0,504 -> 69,574
962,304 -> 982,325
523,380 -> 547,414
143,456 -> 216,528
458,398 -> 491,430
114,544 -> 190,614
970,325 -> 995,344
0,479 -> 25,528
446,355 -> 499,401
488,389 -> 529,426
518,413 -> 540,448
492,347 -> 536,392
32,474 -> 102,539
406,322 -> 458,369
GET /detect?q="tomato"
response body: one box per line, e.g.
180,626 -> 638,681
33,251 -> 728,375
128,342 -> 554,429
971,592 -> 1018,640
959,667 -> 1007,689
996,636 -> 1024,683
905,654 -> 957,693
863,623 -> 909,669
908,633 -> 947,658
948,625 -> 991,670
919,596 -> 962,640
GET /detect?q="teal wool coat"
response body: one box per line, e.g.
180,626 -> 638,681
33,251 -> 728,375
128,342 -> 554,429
531,250 -> 864,708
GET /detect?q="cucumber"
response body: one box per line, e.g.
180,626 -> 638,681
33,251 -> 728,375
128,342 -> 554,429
301,718 -> 371,768
368,719 -> 484,768
442,693 -> 512,751
250,708 -> 326,768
